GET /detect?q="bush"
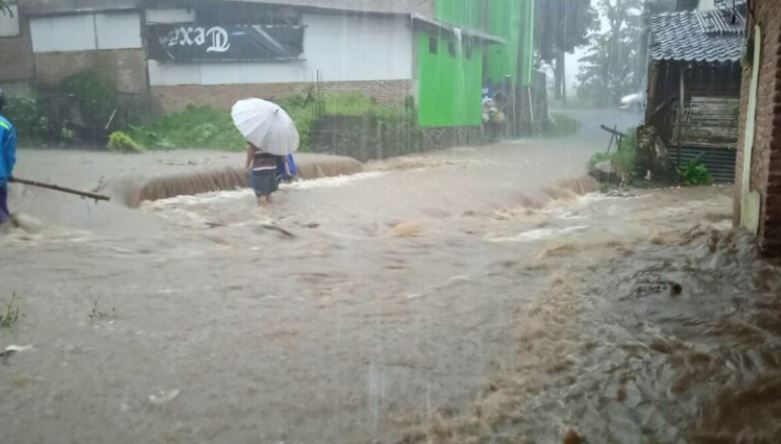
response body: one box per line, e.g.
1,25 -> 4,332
678,160 -> 713,186
124,93 -> 407,152
4,95 -> 48,144
588,126 -> 637,185
107,131 -> 144,153
60,71 -> 117,126
546,112 -> 581,137
126,106 -> 245,151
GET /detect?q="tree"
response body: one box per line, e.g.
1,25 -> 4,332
536,0 -> 597,102
576,0 -> 644,106
576,0 -> 678,106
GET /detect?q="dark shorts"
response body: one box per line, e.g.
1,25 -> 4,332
0,185 -> 9,223
250,170 -> 278,197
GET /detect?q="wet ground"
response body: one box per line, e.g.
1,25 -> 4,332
3,110 -> 780,443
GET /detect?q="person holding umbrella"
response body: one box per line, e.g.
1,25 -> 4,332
245,141 -> 280,207
232,98 -> 300,208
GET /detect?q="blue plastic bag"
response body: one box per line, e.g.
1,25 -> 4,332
276,154 -> 298,183
286,154 -> 298,177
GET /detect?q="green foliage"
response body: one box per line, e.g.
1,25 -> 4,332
0,293 -> 21,329
4,95 -> 48,144
126,106 -> 245,151
0,0 -> 11,15
678,161 -> 713,186
545,112 -> 581,137
107,131 -> 144,153
588,126 -> 637,184
577,0 -> 645,106
60,71 -> 117,123
126,93 -> 406,152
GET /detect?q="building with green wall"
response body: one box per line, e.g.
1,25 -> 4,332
415,24 -> 486,127
414,0 -> 535,129
485,0 -> 535,87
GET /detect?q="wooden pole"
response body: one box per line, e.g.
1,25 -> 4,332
677,65 -> 686,167
9,177 -> 111,201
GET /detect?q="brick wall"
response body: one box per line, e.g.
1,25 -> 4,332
151,79 -> 412,113
734,0 -> 781,256
34,49 -> 148,94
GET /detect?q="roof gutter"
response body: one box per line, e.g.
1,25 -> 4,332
410,12 -> 506,45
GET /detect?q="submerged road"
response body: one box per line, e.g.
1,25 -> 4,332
7,110 -> 774,443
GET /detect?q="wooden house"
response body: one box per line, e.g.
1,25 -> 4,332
643,3 -> 745,182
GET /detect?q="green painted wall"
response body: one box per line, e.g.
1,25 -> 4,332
518,0 -> 535,86
486,0 -> 521,85
416,31 -> 484,127
486,0 -> 535,86
435,0 -> 484,29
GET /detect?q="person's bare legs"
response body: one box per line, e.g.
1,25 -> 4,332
257,195 -> 270,207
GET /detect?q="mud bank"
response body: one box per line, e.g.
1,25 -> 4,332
400,188 -> 781,444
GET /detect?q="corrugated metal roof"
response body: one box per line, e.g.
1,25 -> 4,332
153,0 -> 435,16
649,6 -> 745,63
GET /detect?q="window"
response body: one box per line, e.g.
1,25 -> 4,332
428,36 -> 438,54
448,41 -> 456,57
0,4 -> 20,37
465,44 -> 473,60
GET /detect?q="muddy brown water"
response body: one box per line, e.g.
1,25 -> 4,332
3,112 -> 780,444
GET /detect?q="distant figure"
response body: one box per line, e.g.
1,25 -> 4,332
0,88 -> 17,226
245,142 -> 280,207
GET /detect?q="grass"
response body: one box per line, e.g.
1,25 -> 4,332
0,293 -> 22,328
123,93 -> 405,152
678,160 -> 713,186
126,106 -> 246,151
108,131 -> 145,153
588,127 -> 637,185
545,113 -> 581,137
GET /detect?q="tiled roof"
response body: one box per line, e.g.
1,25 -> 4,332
649,6 -> 745,63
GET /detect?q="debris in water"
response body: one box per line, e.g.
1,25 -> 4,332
0,345 -> 33,363
668,280 -> 683,296
148,389 -> 180,405
562,428 -> 583,444
390,223 -> 422,238
258,224 -> 296,238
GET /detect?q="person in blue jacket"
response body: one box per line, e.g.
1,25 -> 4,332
0,88 -> 17,225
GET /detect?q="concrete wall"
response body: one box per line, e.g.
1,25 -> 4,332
168,0 -> 434,15
0,4 -> 20,37
734,0 -> 781,256
152,79 -> 411,112
29,11 -> 142,52
148,12 -> 412,87
148,10 -> 414,110
25,11 -> 147,94
0,11 -> 34,83
34,49 -> 148,93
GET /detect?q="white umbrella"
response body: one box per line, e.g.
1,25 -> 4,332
231,98 -> 300,156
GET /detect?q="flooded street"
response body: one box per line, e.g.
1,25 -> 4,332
2,111 -> 780,443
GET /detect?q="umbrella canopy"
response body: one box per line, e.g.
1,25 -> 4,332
231,98 -> 300,156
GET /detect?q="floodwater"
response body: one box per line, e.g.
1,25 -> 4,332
2,110 -> 780,443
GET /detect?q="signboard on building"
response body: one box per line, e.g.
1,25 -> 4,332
147,23 -> 305,62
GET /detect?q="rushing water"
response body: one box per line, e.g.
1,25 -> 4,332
2,111 -> 779,444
